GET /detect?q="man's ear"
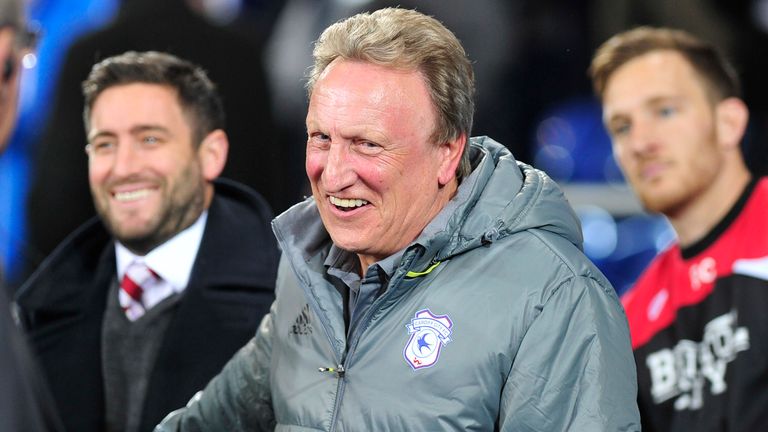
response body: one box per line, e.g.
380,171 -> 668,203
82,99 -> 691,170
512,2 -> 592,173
437,134 -> 466,186
716,97 -> 749,151
198,129 -> 229,181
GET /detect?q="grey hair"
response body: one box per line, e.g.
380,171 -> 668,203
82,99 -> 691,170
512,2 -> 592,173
307,7 -> 475,181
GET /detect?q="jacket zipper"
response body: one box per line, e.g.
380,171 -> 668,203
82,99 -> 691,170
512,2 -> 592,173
326,250 -> 424,431
303,291 -> 345,432
323,282 -> 398,432
318,248 -> 426,432
327,364 -> 346,432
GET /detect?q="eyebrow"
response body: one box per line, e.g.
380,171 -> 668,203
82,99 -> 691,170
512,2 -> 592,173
605,95 -> 683,123
88,125 -> 171,142
645,95 -> 682,106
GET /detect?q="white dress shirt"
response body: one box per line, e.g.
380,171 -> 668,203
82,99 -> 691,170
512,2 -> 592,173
115,211 -> 208,311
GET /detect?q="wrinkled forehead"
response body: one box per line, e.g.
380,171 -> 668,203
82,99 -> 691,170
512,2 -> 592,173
310,60 -> 435,119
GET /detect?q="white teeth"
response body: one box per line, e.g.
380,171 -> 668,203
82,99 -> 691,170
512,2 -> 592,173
330,196 -> 369,208
114,189 -> 151,202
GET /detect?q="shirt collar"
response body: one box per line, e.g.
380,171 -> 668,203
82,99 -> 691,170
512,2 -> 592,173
115,210 -> 208,290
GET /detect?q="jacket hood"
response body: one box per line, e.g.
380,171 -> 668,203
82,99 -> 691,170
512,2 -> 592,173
431,136 -> 583,260
273,136 -> 582,267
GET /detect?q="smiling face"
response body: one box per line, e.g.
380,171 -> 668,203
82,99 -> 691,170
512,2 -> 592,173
306,59 -> 462,270
87,83 -> 216,254
602,50 -> 726,217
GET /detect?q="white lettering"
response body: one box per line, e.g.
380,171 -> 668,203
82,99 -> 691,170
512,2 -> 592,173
646,311 -> 749,411
647,349 -> 677,402
689,257 -> 717,290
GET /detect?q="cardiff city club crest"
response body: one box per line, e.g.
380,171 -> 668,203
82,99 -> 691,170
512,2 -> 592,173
403,309 -> 453,370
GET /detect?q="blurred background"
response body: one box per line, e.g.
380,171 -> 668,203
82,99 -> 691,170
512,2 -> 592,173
2,0 -> 767,295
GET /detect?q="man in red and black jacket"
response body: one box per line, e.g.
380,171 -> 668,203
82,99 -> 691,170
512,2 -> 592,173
590,27 -> 768,431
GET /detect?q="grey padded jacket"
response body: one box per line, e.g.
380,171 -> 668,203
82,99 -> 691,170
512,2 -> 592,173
157,136 -> 641,431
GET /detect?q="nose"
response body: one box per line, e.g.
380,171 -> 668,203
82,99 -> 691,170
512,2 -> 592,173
321,142 -> 356,192
111,140 -> 143,177
627,117 -> 660,156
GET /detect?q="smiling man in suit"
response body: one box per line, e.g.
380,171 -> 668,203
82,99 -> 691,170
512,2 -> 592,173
16,51 -> 278,432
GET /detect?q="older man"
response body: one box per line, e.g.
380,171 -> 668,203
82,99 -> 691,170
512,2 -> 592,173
158,8 -> 639,431
16,51 -> 278,432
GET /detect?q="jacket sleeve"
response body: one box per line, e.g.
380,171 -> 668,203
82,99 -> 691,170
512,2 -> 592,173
154,305 -> 276,432
497,275 -> 641,431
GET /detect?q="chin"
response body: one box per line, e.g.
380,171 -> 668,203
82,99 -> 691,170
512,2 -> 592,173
114,230 -> 151,244
329,237 -> 362,253
110,219 -> 156,242
329,234 -> 374,256
640,193 -> 683,216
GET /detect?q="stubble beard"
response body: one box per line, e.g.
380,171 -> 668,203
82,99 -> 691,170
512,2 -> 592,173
94,161 -> 207,255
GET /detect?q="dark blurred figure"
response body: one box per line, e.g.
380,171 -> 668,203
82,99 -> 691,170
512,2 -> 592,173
0,0 -> 64,430
228,0 -> 287,49
507,0 -> 595,163
25,0 -> 295,276
710,0 -> 768,178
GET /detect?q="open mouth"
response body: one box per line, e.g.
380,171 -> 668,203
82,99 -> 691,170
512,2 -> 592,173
329,196 -> 369,212
113,188 -> 153,202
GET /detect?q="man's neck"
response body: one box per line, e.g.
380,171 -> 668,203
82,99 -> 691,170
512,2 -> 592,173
669,169 -> 751,248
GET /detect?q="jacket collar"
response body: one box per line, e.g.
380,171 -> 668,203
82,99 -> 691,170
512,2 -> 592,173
272,136 -> 584,288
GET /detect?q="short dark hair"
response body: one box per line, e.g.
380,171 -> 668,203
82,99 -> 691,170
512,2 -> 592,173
590,27 -> 740,103
82,51 -> 225,145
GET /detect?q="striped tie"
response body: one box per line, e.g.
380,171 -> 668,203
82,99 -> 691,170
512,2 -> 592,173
119,261 -> 158,321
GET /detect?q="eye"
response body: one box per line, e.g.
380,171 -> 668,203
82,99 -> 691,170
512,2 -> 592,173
609,121 -> 630,138
355,140 -> 382,155
308,132 -> 331,149
87,140 -> 116,156
141,135 -> 160,146
658,106 -> 676,118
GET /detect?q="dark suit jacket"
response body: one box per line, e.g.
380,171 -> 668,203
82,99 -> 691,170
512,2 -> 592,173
0,286 -> 64,431
16,179 -> 278,432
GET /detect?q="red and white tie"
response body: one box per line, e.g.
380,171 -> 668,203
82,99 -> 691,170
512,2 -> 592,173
119,261 -> 159,321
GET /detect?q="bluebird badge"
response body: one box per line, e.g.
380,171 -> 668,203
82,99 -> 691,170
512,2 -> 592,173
403,309 -> 453,370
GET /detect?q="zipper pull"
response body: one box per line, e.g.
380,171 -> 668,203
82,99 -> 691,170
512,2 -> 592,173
318,364 -> 345,377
